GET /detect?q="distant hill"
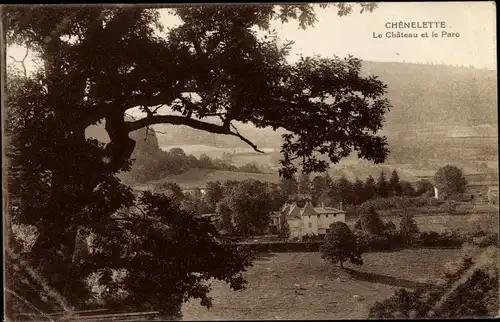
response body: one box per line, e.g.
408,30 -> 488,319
154,61 -> 497,149
134,168 -> 281,190
360,61 -> 497,131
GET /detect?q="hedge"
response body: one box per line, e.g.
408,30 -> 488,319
237,230 -> 493,253
238,241 -> 323,252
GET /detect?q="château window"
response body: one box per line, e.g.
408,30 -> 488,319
317,214 -> 320,218
308,222 -> 312,228
326,214 -> 329,218
334,214 -> 337,217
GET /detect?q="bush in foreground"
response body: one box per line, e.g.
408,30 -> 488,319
368,253 -> 498,319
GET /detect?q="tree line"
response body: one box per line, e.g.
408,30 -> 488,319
158,165 -> 468,240
157,179 -> 289,237
296,170 -> 435,208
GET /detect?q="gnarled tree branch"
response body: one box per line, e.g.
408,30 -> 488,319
126,115 -> 264,153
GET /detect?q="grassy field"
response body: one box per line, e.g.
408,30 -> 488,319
181,249 -> 463,320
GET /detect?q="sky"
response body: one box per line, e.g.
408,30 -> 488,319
262,1 -> 497,69
6,2 -> 497,72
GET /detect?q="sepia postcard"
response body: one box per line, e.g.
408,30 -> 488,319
2,2 -> 498,321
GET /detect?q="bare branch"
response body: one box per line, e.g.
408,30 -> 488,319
126,115 -> 264,153
230,123 -> 265,153
8,44 -> 30,77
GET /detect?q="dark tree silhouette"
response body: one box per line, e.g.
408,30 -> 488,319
4,3 -> 387,318
364,175 -> 377,201
320,222 -> 363,269
390,169 -> 402,196
376,170 -> 390,198
355,205 -> 386,236
223,179 -> 273,236
434,165 -> 468,198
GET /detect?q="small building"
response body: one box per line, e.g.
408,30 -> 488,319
488,186 -> 499,205
276,201 -> 346,240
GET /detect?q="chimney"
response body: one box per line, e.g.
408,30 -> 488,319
339,202 -> 343,211
321,202 -> 324,209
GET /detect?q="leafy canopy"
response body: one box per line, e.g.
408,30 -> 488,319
320,222 -> 363,268
434,165 -> 468,197
4,3 -> 390,179
4,3 -> 386,318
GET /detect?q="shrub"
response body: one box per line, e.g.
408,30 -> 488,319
475,233 -> 498,248
438,269 -> 498,318
368,288 -> 430,319
369,254 -> 498,319
354,230 -> 401,252
414,230 -> 464,248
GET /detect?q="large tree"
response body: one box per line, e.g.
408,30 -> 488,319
376,170 -> 390,198
223,179 -> 273,236
335,175 -> 355,205
204,180 -> 224,212
355,205 -> 386,236
298,172 -> 312,195
434,165 -> 468,198
4,3 -> 388,317
311,173 -> 333,206
352,177 -> 365,205
320,222 -> 363,269
389,169 -> 401,196
363,175 -> 377,201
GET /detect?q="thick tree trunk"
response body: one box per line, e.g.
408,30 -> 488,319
27,131 -> 100,306
340,260 -> 344,269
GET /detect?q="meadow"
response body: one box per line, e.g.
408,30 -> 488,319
181,249 -> 463,320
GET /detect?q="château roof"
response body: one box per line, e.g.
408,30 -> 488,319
287,204 -> 302,219
279,201 -> 346,218
314,207 -> 346,214
300,201 -> 316,216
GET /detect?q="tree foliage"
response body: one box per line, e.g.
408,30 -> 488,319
279,219 -> 291,240
205,181 -> 224,212
215,198 -> 234,233
434,165 -> 468,198
320,222 -> 363,268
376,170 -> 389,198
311,173 -> 333,206
86,192 -> 252,318
354,205 -> 387,236
368,254 -> 499,319
222,179 -> 273,236
389,169 -> 401,196
4,3 -> 385,317
416,179 -> 434,196
4,4 -> 389,180
364,175 -> 377,201
399,210 -> 419,245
